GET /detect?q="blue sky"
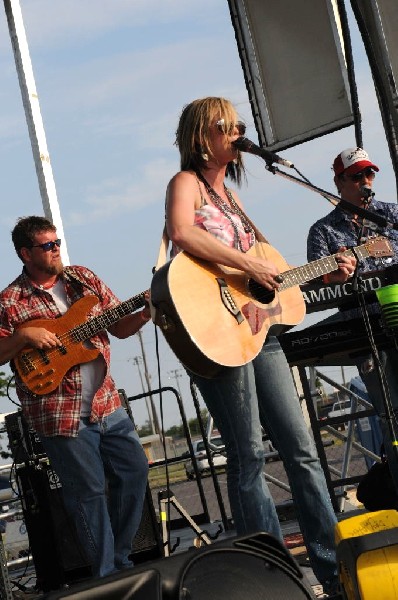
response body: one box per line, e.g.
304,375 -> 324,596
0,1 -> 396,430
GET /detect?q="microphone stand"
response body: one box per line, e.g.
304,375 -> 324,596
265,164 -> 398,232
350,204 -> 398,482
264,162 -> 398,488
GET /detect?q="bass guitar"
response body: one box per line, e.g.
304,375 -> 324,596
14,291 -> 147,395
150,237 -> 393,378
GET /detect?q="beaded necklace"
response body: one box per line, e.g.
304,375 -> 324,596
196,172 -> 255,251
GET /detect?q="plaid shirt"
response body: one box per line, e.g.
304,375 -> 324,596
0,265 -> 122,437
307,199 -> 398,319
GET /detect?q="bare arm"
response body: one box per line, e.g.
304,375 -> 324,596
108,309 -> 150,339
108,291 -> 151,339
166,172 -> 281,290
0,326 -> 63,365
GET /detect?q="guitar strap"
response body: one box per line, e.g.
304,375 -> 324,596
153,225 -> 170,272
63,267 -> 104,303
149,226 -> 169,322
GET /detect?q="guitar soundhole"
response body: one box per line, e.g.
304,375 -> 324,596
248,279 -> 275,305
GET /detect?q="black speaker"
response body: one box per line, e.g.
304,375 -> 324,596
16,462 -> 92,592
47,532 -> 315,599
118,388 -> 164,564
5,410 -> 46,462
130,484 -> 164,564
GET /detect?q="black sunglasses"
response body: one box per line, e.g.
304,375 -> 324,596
216,119 -> 246,136
347,168 -> 376,182
30,239 -> 62,252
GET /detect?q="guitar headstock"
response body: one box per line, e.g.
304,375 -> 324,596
364,235 -> 394,258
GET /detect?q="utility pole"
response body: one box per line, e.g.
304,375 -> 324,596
168,368 -> 183,399
137,330 -> 160,434
132,356 -> 155,434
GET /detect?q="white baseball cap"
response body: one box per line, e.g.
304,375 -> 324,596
333,147 -> 379,176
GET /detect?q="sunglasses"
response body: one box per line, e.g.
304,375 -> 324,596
346,168 -> 376,182
30,239 -> 62,252
216,119 -> 246,136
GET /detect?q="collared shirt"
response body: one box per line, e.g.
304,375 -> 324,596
307,199 -> 398,319
0,265 -> 122,437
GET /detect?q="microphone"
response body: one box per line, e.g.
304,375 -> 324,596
360,185 -> 374,201
232,136 -> 294,168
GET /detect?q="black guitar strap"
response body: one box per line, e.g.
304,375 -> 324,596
63,267 -> 104,303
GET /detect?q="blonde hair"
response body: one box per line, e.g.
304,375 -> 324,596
175,97 -> 245,185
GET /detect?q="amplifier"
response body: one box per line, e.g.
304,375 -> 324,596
16,462 -> 92,592
4,411 -> 46,463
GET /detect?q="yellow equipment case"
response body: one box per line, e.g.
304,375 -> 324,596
336,510 -> 398,599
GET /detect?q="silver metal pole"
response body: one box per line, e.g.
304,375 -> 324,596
4,0 -> 70,265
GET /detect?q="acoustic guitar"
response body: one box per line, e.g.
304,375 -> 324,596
150,237 -> 393,378
14,291 -> 147,395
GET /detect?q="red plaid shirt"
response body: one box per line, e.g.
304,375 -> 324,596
0,266 -> 122,437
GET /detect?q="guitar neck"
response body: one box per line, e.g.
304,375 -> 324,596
71,291 -> 147,342
279,246 -> 370,290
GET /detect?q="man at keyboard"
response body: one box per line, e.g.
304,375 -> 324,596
307,147 -> 398,490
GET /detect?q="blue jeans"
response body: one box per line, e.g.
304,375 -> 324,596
253,336 -> 337,586
192,363 -> 282,540
39,407 -> 149,578
192,336 -> 337,587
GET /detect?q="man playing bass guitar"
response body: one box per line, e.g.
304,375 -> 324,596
0,216 -> 150,581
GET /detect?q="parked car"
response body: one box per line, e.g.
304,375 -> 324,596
328,399 -> 352,419
328,399 -> 352,430
184,436 -> 227,480
184,434 -> 279,480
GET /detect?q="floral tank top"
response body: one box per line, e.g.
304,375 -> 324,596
194,203 -> 254,251
170,178 -> 255,257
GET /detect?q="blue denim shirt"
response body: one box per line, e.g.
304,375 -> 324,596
307,200 -> 398,319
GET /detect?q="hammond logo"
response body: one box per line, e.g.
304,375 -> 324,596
302,276 -> 382,306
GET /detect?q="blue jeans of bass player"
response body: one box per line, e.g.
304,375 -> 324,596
191,336 -> 337,587
39,407 -> 149,578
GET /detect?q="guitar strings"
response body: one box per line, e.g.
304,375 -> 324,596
20,295 -> 147,372
22,241 -> 382,374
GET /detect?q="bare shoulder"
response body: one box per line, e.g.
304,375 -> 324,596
167,171 -> 200,211
168,170 -> 197,191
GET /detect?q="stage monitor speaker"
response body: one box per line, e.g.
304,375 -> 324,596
228,0 -> 353,150
47,532 -> 315,599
